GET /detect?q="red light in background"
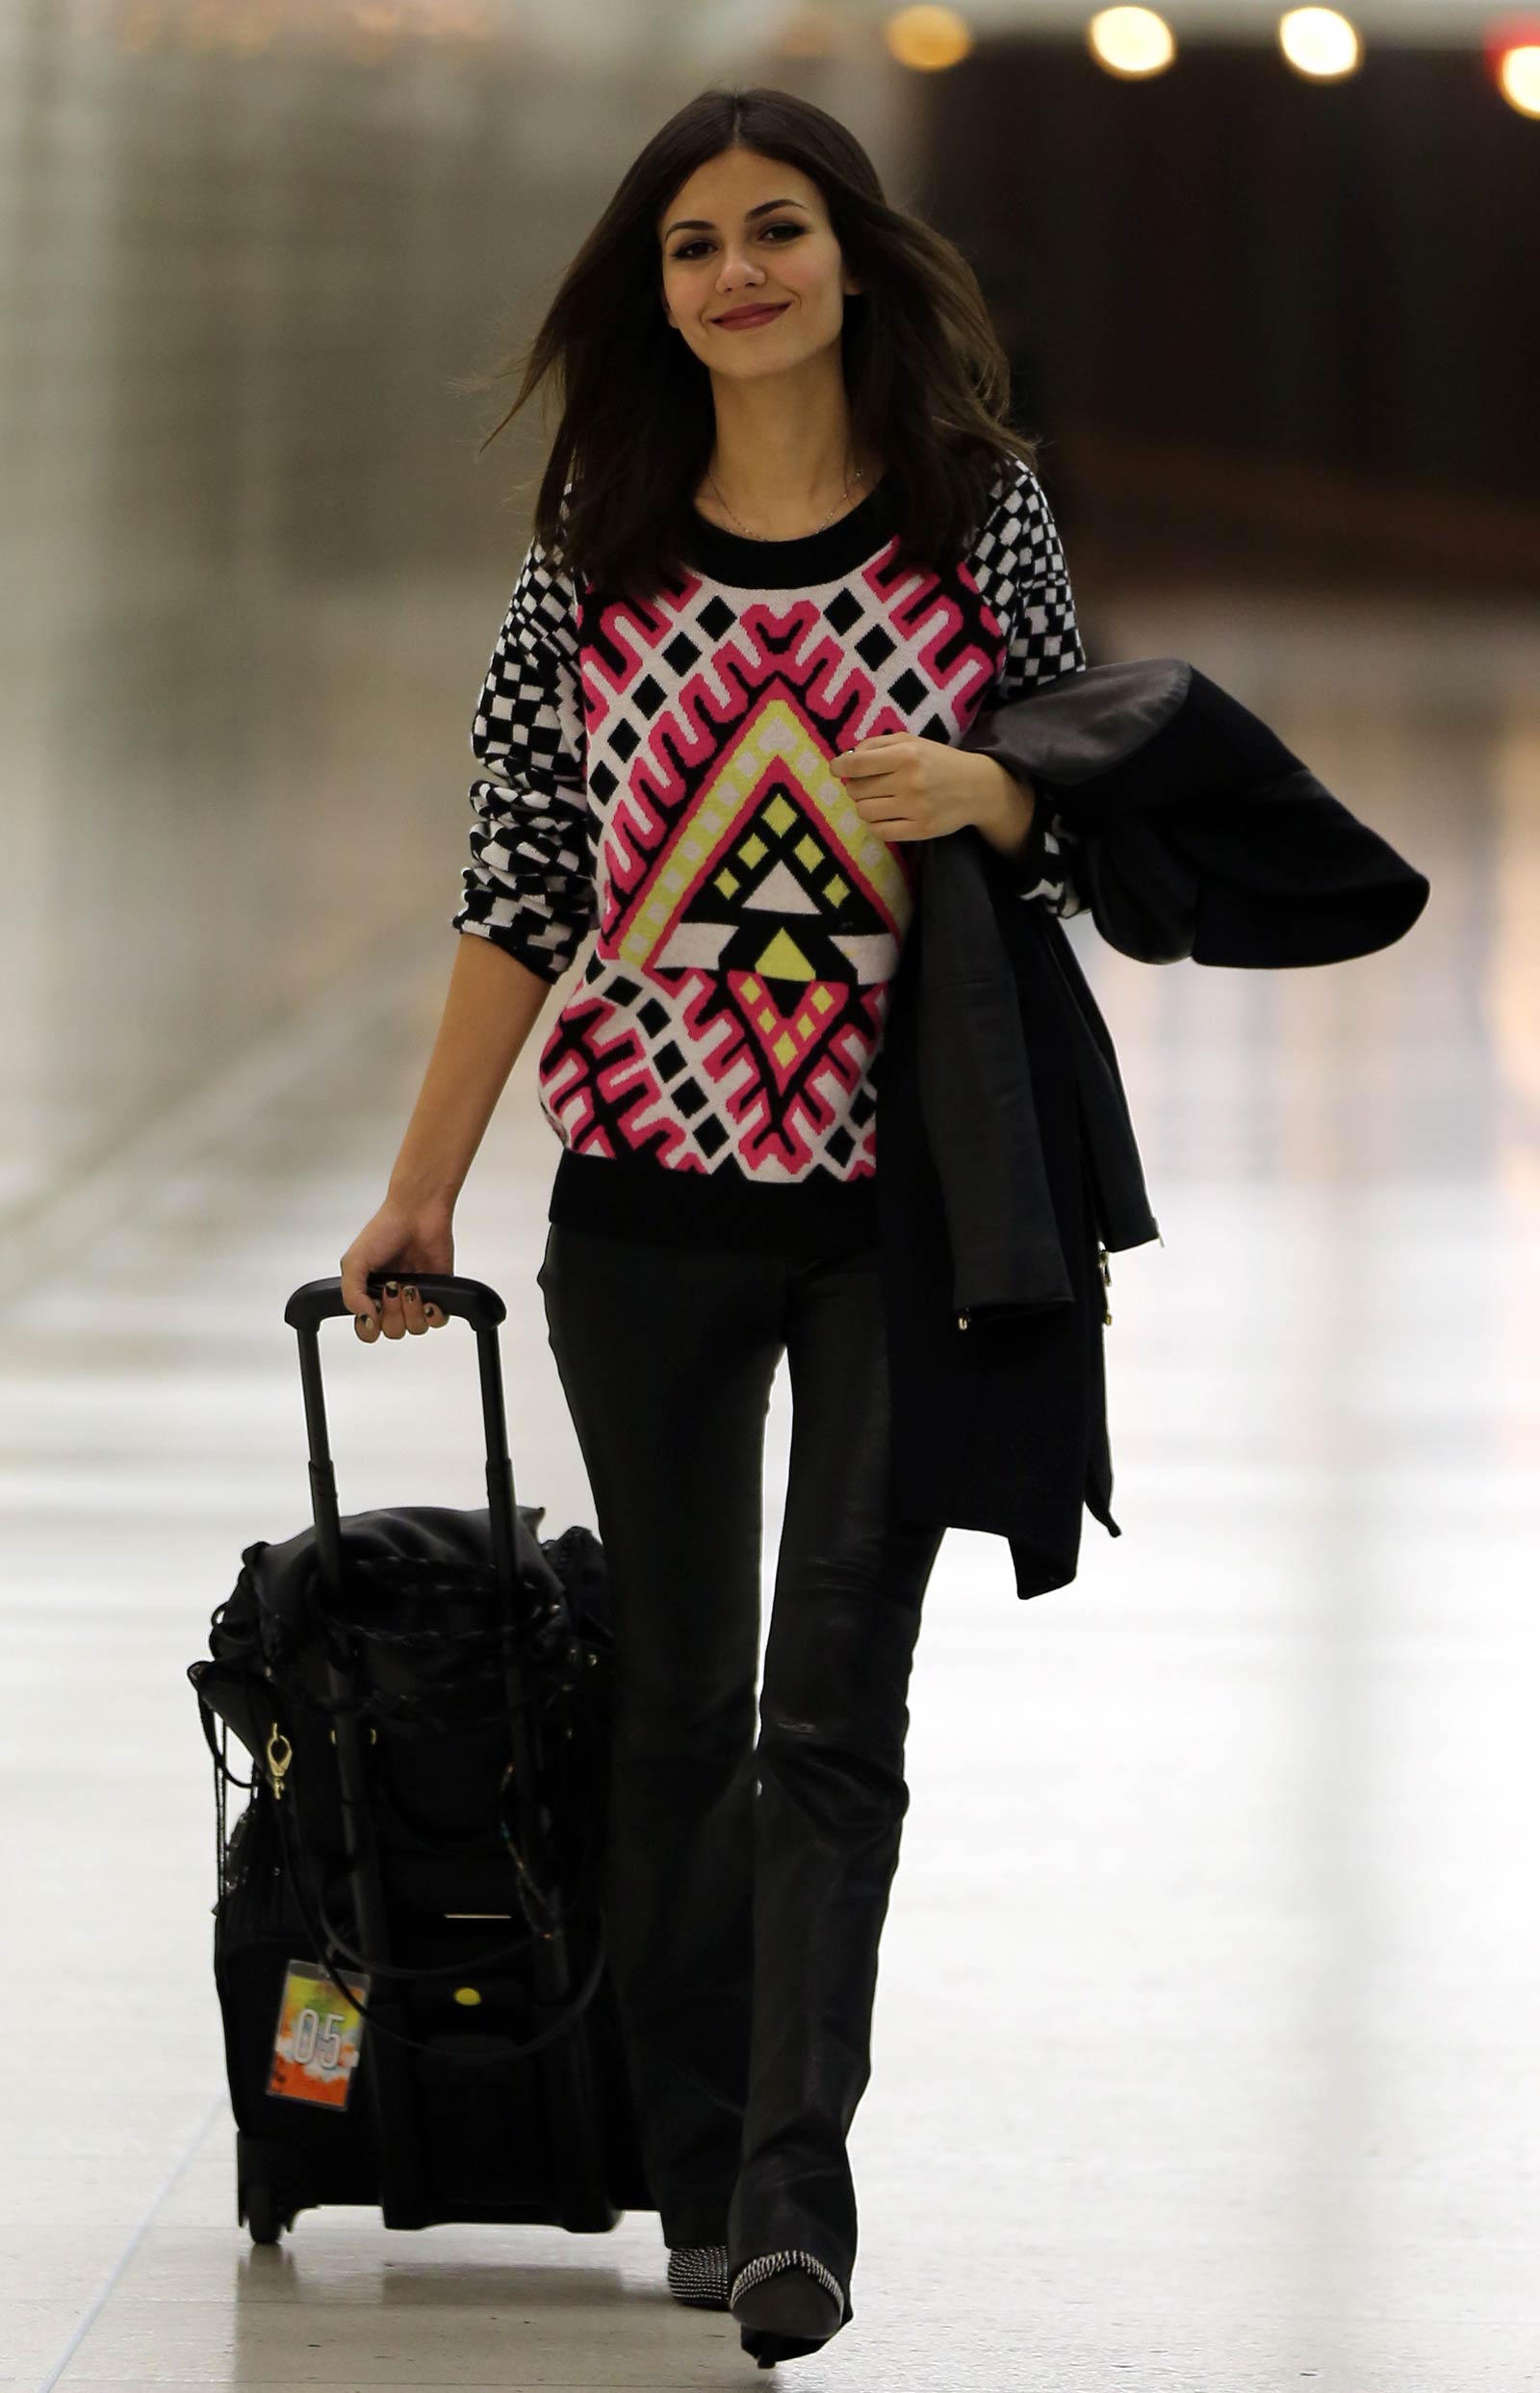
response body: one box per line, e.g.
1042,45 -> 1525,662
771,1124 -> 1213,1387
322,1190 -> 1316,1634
1482,14 -> 1540,70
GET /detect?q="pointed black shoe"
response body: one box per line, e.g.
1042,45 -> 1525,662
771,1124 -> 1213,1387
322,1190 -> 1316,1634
730,2250 -> 849,2365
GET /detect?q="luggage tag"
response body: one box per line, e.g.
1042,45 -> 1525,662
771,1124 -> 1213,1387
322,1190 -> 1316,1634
266,1959 -> 371,2109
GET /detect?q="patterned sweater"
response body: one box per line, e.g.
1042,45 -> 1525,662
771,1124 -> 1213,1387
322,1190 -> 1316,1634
450,456 -> 1088,1256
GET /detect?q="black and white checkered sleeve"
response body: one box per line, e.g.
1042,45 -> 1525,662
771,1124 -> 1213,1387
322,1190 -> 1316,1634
449,529 -> 596,984
995,464 -> 1089,920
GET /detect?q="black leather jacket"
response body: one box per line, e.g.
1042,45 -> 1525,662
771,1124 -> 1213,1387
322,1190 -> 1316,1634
873,656 -> 1430,1600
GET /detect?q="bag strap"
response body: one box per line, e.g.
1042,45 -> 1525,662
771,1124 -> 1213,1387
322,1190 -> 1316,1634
264,1763 -> 607,2062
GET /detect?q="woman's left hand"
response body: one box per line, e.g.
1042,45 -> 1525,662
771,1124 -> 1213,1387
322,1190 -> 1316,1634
829,733 -> 1020,844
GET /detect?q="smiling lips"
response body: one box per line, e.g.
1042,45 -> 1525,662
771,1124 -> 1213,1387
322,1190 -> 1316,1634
714,302 -> 790,329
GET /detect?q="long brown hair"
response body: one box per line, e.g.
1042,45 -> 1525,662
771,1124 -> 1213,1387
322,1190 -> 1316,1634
461,85 -> 1048,607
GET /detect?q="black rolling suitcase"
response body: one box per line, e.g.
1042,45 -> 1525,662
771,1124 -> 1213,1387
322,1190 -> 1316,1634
187,1271 -> 653,2246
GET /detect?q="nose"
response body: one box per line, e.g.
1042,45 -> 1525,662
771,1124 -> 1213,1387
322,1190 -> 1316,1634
715,246 -> 765,288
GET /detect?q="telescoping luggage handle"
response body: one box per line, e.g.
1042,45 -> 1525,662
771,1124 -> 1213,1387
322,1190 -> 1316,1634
273,1274 -> 607,2063
282,1274 -> 524,1601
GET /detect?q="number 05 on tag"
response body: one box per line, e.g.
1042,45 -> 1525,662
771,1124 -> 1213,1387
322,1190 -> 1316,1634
267,1959 -> 371,2109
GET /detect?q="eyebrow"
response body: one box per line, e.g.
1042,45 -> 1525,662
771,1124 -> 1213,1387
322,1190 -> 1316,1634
662,197 -> 809,241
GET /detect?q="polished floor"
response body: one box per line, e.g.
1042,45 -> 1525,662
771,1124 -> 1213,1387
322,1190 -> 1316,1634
2,585 -> 1538,2392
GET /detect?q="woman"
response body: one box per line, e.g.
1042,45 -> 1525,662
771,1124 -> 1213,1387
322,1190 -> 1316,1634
340,84 -> 1087,2366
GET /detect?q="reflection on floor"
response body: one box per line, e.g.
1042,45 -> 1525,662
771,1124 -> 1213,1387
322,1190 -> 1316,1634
2,586 -> 1537,2392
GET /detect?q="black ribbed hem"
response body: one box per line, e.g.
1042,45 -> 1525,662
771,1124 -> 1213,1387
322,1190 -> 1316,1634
549,1143 -> 879,1261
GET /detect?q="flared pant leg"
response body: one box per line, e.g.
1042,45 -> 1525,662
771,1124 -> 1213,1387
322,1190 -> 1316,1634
537,1221 -> 778,2250
536,1221 -> 945,2292
727,1242 -> 945,2310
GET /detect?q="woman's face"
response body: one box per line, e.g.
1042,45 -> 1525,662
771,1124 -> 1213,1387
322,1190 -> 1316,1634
657,146 -> 861,379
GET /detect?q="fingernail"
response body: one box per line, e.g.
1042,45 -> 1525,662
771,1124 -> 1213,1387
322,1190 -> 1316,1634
403,1286 -> 418,1303
384,1280 -> 398,1297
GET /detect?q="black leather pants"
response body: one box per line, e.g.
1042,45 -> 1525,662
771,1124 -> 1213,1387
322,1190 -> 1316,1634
535,1220 -> 946,2303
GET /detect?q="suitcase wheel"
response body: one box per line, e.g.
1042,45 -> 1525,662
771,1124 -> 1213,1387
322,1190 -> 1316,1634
244,2183 -> 286,2246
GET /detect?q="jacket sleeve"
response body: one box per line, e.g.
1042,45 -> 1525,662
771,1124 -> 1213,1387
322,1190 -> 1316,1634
962,655 -> 1433,969
449,523 -> 597,985
990,467 -> 1090,919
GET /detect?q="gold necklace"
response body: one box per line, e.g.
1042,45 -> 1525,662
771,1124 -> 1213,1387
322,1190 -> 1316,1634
705,452 -> 866,541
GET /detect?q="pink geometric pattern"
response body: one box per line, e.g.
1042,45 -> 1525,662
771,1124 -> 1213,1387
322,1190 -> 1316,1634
451,455 -> 1088,1193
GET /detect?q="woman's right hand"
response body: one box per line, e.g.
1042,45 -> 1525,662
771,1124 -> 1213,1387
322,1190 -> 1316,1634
340,1197 -> 455,1343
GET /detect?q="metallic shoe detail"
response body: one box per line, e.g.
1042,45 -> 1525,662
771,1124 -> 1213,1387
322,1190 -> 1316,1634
667,2240 -> 731,2307
729,2246 -> 844,2311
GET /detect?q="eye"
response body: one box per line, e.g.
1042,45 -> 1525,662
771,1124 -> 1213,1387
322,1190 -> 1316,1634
670,222 -> 805,261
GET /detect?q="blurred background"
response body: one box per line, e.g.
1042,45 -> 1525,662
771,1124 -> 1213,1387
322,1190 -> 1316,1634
3,3 -> 1538,2389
